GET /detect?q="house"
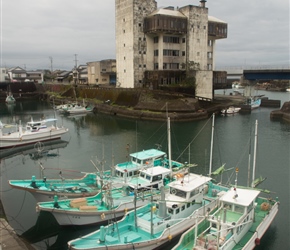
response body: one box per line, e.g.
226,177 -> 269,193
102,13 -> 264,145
87,59 -> 116,86
7,67 -> 27,82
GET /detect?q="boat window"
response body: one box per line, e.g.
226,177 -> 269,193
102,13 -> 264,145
134,171 -> 139,176
132,157 -> 137,163
129,171 -> 133,177
187,203 -> 190,208
146,175 -> 151,181
176,208 -> 180,214
140,172 -> 145,178
152,174 -> 162,182
234,205 -> 244,213
190,189 -> 199,197
173,189 -> 187,198
181,205 -> 185,211
168,208 -> 173,214
137,159 -> 142,164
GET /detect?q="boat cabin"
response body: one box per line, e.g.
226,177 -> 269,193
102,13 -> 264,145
127,166 -> 171,191
114,149 -> 169,179
168,173 -> 212,203
206,187 -> 260,244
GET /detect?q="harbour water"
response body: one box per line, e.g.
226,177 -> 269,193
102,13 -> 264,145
0,89 -> 289,250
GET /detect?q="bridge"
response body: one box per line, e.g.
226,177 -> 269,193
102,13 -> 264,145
243,69 -> 290,80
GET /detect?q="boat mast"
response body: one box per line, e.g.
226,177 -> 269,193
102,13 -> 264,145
167,117 -> 172,170
209,113 -> 215,175
251,120 -> 258,188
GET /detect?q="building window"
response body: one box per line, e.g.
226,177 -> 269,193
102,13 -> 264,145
163,49 -> 179,56
182,38 -> 185,43
154,37 -> 158,43
123,30 -> 125,33
182,51 -> 185,56
139,23 -> 142,27
197,52 -> 200,56
124,69 -> 126,73
123,18 -> 125,22
154,63 -> 158,69
143,64 -> 146,68
124,44 -> 125,47
208,40 -> 212,46
154,50 -> 159,56
208,52 -> 212,59
163,36 -> 180,43
124,57 -> 126,60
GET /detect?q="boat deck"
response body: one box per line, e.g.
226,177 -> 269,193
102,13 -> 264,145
173,197 -> 278,250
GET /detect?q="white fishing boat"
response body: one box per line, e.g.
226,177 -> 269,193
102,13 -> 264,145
0,118 -> 68,149
56,100 -> 93,115
221,106 -> 241,115
174,185 -> 279,250
173,120 -> 279,250
67,174 -> 228,250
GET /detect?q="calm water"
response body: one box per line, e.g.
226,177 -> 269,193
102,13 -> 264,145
0,90 -> 289,250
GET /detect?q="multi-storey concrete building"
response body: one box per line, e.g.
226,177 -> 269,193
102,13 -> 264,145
115,0 -> 227,99
87,59 -> 116,85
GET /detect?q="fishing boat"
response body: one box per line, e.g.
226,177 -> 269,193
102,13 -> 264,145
221,106 -> 241,115
246,97 -> 261,109
9,147 -> 185,201
173,120 -> 279,250
173,184 -> 279,250
57,100 -> 93,115
36,166 -> 174,226
0,118 -> 68,149
67,173 -> 228,250
62,103 -> 93,115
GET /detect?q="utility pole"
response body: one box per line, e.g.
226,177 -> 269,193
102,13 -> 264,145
73,54 -> 78,86
49,56 -> 53,72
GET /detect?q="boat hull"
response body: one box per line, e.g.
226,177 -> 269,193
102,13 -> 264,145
0,128 -> 68,149
38,197 -> 151,226
68,201 -> 218,250
240,202 -> 279,250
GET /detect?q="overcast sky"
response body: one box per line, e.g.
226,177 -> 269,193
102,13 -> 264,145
1,0 -> 289,71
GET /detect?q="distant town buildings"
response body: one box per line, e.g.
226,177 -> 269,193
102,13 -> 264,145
2,0 -> 228,99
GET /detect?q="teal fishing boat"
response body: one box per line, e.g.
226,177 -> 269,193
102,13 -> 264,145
9,117 -> 185,202
67,173 -> 229,250
9,147 -> 184,202
36,166 -> 174,226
